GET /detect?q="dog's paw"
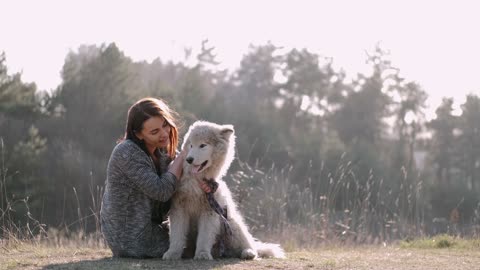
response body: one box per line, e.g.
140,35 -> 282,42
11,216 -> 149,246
194,251 -> 213,260
241,248 -> 258,260
162,249 -> 182,260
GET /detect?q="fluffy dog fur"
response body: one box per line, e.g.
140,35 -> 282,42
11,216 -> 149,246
162,121 -> 285,260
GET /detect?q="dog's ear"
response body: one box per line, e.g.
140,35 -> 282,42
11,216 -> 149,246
220,125 -> 234,140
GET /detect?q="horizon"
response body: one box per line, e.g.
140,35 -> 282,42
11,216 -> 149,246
2,0 -> 479,119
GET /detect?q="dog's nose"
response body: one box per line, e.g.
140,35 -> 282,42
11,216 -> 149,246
186,157 -> 194,164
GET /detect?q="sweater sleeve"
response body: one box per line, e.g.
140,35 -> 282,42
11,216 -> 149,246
119,144 -> 178,202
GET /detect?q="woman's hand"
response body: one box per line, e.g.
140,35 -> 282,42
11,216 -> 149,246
175,148 -> 188,165
197,178 -> 212,193
168,148 -> 188,180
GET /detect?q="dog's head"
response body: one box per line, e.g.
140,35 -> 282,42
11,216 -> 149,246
181,121 -> 235,178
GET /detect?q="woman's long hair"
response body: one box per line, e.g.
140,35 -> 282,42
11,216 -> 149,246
122,97 -> 179,160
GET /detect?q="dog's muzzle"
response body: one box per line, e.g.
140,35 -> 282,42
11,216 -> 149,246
189,159 -> 209,174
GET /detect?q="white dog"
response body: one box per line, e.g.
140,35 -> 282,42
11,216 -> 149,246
162,121 -> 285,260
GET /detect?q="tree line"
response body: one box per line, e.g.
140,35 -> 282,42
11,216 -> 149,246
1,42 -> 479,239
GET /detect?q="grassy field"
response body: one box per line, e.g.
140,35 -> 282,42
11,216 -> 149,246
1,240 -> 480,270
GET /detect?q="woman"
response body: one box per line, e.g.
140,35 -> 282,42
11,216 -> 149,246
100,97 -> 210,258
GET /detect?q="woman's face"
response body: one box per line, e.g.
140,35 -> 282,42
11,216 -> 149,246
135,116 -> 171,151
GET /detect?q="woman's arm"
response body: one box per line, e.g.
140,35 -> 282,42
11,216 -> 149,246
118,145 -> 178,202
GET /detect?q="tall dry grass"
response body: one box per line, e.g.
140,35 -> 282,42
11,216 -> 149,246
0,137 -> 106,249
1,137 -> 46,247
226,154 -> 479,248
1,138 -> 479,249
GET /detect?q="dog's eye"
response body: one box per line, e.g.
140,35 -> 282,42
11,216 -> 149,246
190,144 -> 192,148
199,144 -> 207,148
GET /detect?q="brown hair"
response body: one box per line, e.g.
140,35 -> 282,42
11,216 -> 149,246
123,97 -> 179,159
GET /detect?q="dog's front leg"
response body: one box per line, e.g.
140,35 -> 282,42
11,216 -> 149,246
194,211 -> 220,260
162,208 -> 189,260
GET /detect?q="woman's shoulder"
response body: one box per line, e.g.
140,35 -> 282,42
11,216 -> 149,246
112,139 -> 145,160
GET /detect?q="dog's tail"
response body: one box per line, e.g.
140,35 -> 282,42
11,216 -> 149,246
254,241 -> 286,258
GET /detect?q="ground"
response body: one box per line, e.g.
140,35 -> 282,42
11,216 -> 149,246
1,245 -> 480,270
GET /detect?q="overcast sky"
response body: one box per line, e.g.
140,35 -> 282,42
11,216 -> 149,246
1,0 -> 479,119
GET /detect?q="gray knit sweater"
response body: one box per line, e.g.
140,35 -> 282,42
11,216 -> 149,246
100,139 -> 177,258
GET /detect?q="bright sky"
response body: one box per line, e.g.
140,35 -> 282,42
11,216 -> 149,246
1,0 -> 479,119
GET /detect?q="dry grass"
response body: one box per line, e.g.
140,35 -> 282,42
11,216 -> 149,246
400,234 -> 480,249
1,243 -> 480,270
